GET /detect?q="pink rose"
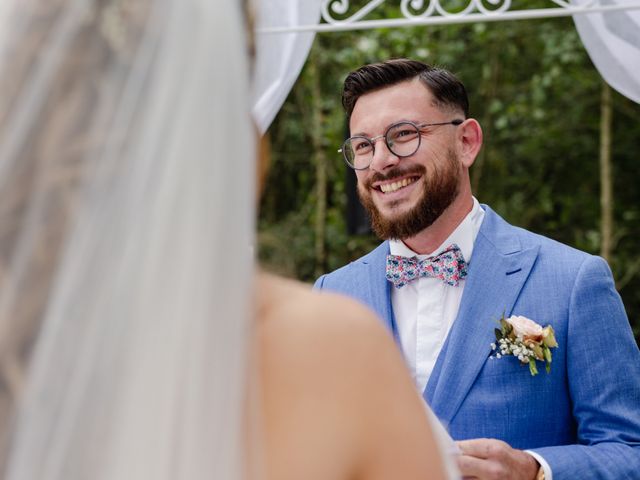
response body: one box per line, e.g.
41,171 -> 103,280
506,315 -> 544,342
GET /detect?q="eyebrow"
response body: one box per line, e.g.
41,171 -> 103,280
350,119 -> 421,137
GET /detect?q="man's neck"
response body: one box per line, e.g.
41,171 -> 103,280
401,194 -> 474,254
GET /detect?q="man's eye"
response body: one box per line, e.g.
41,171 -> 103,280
391,129 -> 418,142
353,141 -> 372,152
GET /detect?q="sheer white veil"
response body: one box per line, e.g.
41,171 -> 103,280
0,0 -> 255,478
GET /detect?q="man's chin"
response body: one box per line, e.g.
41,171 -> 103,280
376,209 -> 408,225
372,196 -> 415,217
368,192 -> 454,240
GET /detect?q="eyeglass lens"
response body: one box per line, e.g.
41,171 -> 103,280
343,122 -> 421,169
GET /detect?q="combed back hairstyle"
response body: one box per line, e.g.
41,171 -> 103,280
341,58 -> 470,121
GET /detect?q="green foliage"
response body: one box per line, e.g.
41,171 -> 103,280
258,15 -> 640,344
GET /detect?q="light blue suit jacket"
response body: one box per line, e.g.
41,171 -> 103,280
315,205 -> 640,479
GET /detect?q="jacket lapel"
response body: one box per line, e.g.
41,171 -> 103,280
425,207 -> 539,426
358,242 -> 396,336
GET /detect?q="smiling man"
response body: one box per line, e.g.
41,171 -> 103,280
314,59 -> 640,480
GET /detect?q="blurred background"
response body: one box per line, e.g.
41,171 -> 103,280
257,5 -> 640,345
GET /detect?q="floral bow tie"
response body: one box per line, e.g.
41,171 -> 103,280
385,244 -> 468,288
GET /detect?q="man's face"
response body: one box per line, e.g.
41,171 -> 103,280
350,78 -> 462,240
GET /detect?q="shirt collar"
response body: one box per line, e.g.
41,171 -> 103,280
389,197 -> 485,262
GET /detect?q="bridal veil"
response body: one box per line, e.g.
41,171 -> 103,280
0,0 -> 254,478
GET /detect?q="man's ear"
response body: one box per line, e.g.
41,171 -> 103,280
457,118 -> 483,168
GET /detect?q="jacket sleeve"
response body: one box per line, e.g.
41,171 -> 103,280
531,255 -> 640,479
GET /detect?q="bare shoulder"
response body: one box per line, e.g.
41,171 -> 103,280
257,272 -> 386,334
255,272 -> 448,480
258,276 -> 401,388
256,273 -> 387,480
256,271 -> 406,400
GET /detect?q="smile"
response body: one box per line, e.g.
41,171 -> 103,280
377,176 -> 419,194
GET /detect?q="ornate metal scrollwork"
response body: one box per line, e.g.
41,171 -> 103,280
320,0 -> 616,24
259,0 -> 640,33
321,0 -> 385,24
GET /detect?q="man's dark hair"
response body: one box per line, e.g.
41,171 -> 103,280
342,58 -> 469,121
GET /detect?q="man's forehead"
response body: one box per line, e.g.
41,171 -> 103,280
349,80 -> 438,132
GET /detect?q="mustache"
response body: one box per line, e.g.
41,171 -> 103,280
365,164 -> 426,187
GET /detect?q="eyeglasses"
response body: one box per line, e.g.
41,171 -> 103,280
339,119 -> 463,170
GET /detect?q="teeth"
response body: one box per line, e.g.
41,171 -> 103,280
380,177 -> 416,193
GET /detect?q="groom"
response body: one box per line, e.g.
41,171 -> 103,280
314,59 -> 640,479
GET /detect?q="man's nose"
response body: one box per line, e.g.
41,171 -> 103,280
369,136 -> 400,173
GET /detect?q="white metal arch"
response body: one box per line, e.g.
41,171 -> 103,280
260,0 -> 640,33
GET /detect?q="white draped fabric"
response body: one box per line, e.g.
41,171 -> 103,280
572,0 -> 640,103
252,0 -> 321,133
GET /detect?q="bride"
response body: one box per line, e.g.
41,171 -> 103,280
0,0 -> 457,478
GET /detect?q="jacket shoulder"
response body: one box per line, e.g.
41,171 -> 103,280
481,204 -> 598,270
314,242 -> 388,291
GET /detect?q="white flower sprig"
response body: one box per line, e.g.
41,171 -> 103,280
490,315 -> 558,376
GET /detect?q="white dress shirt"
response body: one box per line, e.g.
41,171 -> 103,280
389,197 -> 484,393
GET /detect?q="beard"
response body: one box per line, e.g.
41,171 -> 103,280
358,149 -> 461,240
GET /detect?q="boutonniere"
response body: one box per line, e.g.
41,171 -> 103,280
490,315 -> 558,376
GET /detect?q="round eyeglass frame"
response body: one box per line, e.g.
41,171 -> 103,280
339,119 -> 464,170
